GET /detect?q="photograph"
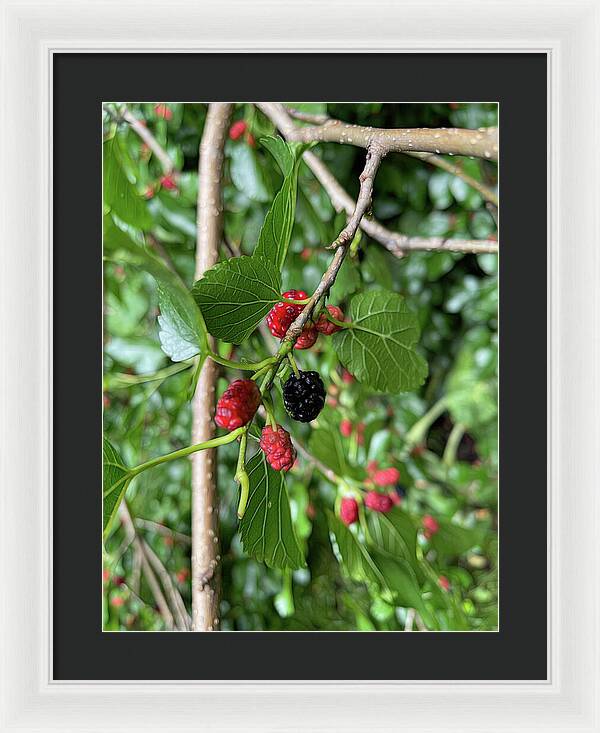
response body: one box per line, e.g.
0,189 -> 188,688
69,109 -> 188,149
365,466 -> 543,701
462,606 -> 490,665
102,101 -> 499,632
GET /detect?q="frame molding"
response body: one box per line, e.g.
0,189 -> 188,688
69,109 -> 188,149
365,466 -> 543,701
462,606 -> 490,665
1,0 -> 598,730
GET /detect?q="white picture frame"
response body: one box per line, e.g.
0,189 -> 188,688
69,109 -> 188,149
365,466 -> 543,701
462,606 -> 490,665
1,0 -> 598,730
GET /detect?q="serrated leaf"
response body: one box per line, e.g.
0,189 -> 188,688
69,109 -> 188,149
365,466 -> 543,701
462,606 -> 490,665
103,136 -> 152,229
333,289 -> 428,393
253,137 -> 311,270
239,453 -> 305,570
192,255 -> 281,344
103,438 -> 132,537
104,219 -> 208,361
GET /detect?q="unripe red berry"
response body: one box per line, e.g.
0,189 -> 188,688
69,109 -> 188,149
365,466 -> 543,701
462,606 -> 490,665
364,491 -> 394,513
342,369 -> 354,384
176,568 -> 190,583
422,514 -> 439,538
266,289 -> 308,338
315,305 -> 345,335
143,185 -> 155,200
340,419 -> 353,438
110,596 -> 125,608
294,325 -> 318,350
372,467 -> 400,487
438,575 -> 451,591
259,425 -> 296,472
154,103 -> 173,120
160,173 -> 178,191
389,490 -> 402,506
245,132 -> 256,147
367,460 -> 379,476
340,497 -> 359,526
215,379 -> 261,430
229,120 -> 247,140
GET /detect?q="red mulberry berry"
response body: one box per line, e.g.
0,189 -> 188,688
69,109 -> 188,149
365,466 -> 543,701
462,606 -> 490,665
215,379 -> 261,430
294,325 -> 318,350
246,132 -> 256,147
372,467 -> 401,487
340,497 -> 359,526
315,305 -> 345,335
340,419 -> 353,437
229,120 -> 247,140
422,514 -> 439,539
342,369 -> 354,384
259,425 -> 296,472
154,103 -> 173,120
364,491 -> 394,513
266,290 -> 308,338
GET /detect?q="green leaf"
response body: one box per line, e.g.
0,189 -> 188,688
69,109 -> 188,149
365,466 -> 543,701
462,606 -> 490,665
308,426 -> 364,482
229,143 -> 271,203
260,136 -> 295,176
103,438 -> 132,538
333,290 -> 428,393
239,452 -> 305,570
367,508 -> 420,569
446,327 -> 497,427
328,513 -> 431,619
253,137 -> 310,270
104,219 -> 208,361
429,519 -> 481,558
103,136 -> 151,229
192,255 -> 281,344
329,256 -> 361,302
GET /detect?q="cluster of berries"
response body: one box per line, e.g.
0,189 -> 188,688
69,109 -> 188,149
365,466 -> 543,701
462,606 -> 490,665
266,289 -> 344,350
229,120 -> 256,147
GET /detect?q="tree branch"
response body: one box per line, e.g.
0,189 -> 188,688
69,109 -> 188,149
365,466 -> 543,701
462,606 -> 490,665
256,103 -> 497,256
191,102 -> 233,632
265,107 -> 498,161
284,147 -> 382,341
121,105 -> 175,174
403,151 -> 498,207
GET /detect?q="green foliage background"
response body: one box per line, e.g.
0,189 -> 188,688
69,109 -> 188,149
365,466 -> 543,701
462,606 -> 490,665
103,102 -> 498,631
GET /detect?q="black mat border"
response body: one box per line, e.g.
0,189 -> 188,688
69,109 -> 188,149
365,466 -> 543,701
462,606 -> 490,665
53,52 -> 547,680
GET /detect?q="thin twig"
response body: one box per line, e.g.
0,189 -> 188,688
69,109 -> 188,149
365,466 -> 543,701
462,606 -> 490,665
191,102 -> 233,632
121,105 -> 175,174
284,147 -> 383,341
134,517 -> 191,545
142,538 -> 191,630
118,503 -> 174,630
256,103 -> 498,256
403,151 -> 498,207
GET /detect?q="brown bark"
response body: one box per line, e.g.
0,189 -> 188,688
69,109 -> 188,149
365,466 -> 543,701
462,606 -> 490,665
191,103 -> 233,631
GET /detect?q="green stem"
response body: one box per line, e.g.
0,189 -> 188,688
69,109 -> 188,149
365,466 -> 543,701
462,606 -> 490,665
404,396 -> 448,449
327,314 -> 352,329
281,298 -> 310,305
287,352 -> 300,378
129,428 -> 243,477
208,351 -> 275,372
443,422 -> 466,467
235,431 -> 250,519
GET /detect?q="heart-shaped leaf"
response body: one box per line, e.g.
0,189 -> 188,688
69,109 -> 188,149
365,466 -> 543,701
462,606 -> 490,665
192,255 -> 281,344
333,289 -> 428,393
239,452 -> 305,570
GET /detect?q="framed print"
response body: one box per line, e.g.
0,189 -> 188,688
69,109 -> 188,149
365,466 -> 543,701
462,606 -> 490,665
1,0 -> 599,731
